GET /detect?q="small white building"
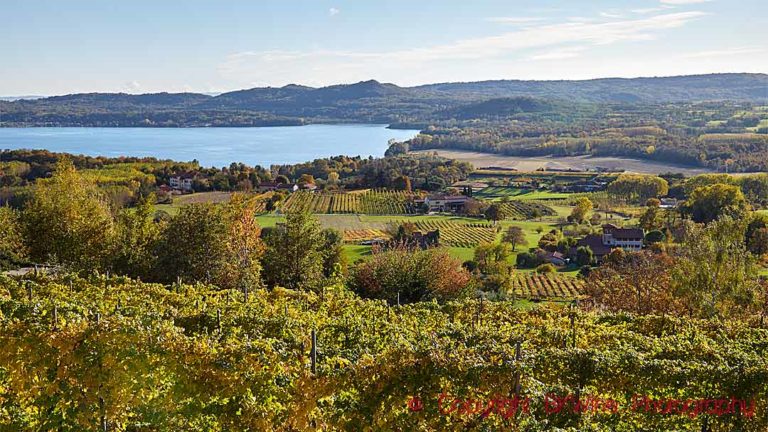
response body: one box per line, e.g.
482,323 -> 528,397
169,173 -> 196,192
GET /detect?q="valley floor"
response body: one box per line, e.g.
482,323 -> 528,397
413,150 -> 717,175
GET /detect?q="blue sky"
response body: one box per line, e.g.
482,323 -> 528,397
1,0 -> 766,95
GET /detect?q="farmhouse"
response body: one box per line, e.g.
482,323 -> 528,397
415,194 -> 472,213
169,172 -> 196,192
572,224 -> 644,262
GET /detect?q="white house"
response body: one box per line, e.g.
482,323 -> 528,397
601,224 -> 644,251
169,173 -> 196,192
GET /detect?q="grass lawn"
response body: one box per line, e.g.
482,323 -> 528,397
475,187 -> 572,201
343,245 -> 372,263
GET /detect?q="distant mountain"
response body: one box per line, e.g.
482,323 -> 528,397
417,73 -> 768,103
2,74 -> 767,127
443,97 -> 556,120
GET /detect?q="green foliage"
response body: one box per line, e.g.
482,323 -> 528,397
607,174 -> 669,203
262,211 -> 325,291
645,230 -> 666,244
473,242 -> 512,274
22,158 -> 115,271
683,183 -> 750,223
111,195 -> 162,279
672,218 -> 762,318
0,206 -> 27,268
575,246 -> 594,266
535,263 -> 556,274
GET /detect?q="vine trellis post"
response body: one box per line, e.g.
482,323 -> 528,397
310,329 -> 317,375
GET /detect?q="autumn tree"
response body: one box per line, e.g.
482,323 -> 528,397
639,198 -> 664,231
350,246 -> 471,304
221,194 -> 266,294
392,175 -> 412,192
570,196 -> 593,223
22,158 -> 115,271
586,251 -> 681,315
473,242 -> 512,274
607,174 -> 669,203
682,183 -> 750,223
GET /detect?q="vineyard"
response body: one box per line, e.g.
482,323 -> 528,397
413,220 -> 498,247
342,229 -> 389,243
1,275 -> 766,431
509,273 -> 585,299
498,200 -> 556,220
282,189 -> 416,215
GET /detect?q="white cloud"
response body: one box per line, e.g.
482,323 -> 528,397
530,46 -> 587,60
599,11 -> 624,19
632,6 -> 674,14
329,7 -> 340,17
660,0 -> 711,4
218,11 -> 712,86
683,46 -> 764,58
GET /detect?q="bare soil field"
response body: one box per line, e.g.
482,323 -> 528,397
414,150 -> 716,175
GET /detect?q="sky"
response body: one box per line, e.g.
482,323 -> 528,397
1,0 -> 766,95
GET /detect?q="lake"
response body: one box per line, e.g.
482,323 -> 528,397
0,125 -> 420,167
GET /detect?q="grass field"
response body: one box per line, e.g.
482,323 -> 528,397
474,187 -> 572,201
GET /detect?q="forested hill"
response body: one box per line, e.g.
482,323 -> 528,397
2,73 -> 767,127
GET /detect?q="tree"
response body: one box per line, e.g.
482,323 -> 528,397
22,158 -> 115,271
262,211 -> 325,291
645,230 -> 666,245
671,218 -> 761,318
639,200 -> 664,231
326,171 -> 340,185
392,175 -> 412,192
0,206 -> 27,268
275,175 -> 290,185
298,174 -> 315,185
740,174 -> 768,205
516,251 -> 544,269
570,197 -> 593,223
350,246 -> 471,304
484,203 -> 507,224
575,246 -> 594,266
502,226 -> 527,251
682,183 -> 750,223
586,251 -> 680,315
607,174 -> 669,203
156,203 -> 231,285
473,242 -> 511,274
221,194 -> 266,294
746,214 -> 768,256
111,195 -> 162,279
535,263 -> 556,274
320,228 -> 346,278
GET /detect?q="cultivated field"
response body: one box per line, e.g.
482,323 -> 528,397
415,150 -> 716,175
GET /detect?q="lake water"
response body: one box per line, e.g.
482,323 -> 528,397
0,125 -> 420,167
